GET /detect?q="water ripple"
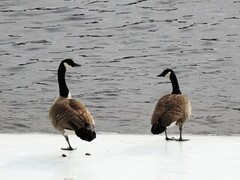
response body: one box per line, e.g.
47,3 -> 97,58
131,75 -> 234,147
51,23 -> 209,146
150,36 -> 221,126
0,0 -> 240,135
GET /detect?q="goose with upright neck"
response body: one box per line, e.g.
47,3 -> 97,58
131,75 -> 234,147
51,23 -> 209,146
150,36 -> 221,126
57,59 -> 80,98
151,68 -> 191,141
49,59 -> 96,150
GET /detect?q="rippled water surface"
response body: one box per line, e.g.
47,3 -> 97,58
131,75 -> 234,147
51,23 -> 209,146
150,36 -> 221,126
1,0 -> 240,135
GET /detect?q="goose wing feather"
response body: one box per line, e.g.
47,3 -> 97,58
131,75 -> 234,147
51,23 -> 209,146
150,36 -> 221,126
151,94 -> 191,126
49,99 -> 95,132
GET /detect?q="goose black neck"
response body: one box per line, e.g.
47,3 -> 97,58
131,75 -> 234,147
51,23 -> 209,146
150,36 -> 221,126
58,63 -> 69,98
170,72 -> 181,94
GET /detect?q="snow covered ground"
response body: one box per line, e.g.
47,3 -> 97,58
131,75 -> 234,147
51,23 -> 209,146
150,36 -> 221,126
0,133 -> 240,180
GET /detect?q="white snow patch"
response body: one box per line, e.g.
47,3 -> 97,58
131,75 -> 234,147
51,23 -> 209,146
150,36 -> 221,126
0,134 -> 240,180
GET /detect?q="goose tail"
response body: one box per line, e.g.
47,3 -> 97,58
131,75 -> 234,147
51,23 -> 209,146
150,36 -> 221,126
75,124 -> 96,142
151,123 -> 166,134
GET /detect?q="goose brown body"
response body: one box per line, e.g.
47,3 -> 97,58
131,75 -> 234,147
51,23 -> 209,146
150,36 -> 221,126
49,98 -> 95,134
151,94 -> 191,128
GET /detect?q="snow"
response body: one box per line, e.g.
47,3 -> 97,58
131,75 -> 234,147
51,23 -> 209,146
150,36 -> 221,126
0,133 -> 240,180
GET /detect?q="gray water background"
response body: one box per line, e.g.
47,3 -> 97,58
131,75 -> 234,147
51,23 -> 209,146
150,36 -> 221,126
0,0 -> 240,135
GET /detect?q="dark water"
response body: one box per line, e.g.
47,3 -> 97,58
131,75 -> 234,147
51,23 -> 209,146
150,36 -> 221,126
0,0 -> 240,135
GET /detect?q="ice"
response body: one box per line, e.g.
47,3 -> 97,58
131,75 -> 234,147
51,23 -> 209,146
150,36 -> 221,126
0,134 -> 240,179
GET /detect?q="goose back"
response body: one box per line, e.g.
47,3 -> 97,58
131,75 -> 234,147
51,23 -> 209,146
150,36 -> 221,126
151,94 -> 191,127
49,98 -> 95,133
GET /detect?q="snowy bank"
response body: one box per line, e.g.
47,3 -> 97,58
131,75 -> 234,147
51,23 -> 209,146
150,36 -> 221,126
0,134 -> 240,180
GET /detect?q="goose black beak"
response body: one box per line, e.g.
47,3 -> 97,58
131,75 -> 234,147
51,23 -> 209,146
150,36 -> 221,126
73,63 -> 81,67
157,73 -> 164,77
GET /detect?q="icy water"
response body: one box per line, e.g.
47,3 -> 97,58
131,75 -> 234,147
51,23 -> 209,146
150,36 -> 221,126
0,0 -> 240,135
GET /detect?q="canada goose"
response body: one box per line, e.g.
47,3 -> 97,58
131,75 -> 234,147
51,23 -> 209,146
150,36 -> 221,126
151,68 -> 191,141
49,59 -> 96,150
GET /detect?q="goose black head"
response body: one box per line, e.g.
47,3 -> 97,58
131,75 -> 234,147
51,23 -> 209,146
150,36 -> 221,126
157,68 -> 174,78
157,68 -> 181,94
62,58 -> 81,68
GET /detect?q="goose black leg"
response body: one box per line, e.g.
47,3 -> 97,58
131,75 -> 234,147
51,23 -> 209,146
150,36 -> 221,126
165,129 -> 176,141
176,125 -> 189,141
61,135 -> 77,150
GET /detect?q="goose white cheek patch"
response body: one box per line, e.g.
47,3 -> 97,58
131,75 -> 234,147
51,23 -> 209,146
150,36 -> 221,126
165,71 -> 171,78
64,62 -> 73,69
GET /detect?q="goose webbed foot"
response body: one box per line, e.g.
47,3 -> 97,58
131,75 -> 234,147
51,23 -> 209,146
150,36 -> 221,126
176,138 -> 190,142
165,137 -> 176,141
61,147 -> 77,151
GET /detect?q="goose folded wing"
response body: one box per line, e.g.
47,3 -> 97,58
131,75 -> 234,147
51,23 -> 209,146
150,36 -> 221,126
68,99 -> 95,126
151,108 -> 165,125
161,109 -> 184,127
51,99 -> 94,131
